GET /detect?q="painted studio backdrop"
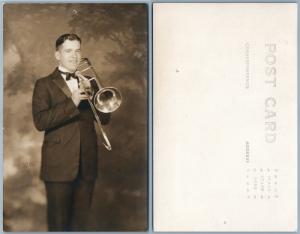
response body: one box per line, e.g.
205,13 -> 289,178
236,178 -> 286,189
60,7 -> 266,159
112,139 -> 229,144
3,4 -> 148,231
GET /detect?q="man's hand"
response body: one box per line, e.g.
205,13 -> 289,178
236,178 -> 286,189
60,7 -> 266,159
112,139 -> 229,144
76,72 -> 91,90
79,78 -> 91,90
79,79 -> 92,96
71,88 -> 88,106
76,72 -> 92,97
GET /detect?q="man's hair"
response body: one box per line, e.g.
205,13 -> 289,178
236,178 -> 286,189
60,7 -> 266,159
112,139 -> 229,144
55,33 -> 81,50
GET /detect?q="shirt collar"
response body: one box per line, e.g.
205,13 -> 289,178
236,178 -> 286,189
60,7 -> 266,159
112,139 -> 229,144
58,66 -> 75,81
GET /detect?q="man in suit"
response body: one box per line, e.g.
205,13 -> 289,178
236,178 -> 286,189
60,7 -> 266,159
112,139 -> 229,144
32,33 -> 109,231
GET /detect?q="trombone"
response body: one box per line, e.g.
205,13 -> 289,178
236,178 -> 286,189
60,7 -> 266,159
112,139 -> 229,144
75,58 -> 122,151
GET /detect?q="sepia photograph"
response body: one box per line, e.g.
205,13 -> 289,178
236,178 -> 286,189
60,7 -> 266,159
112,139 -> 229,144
4,3 -> 148,231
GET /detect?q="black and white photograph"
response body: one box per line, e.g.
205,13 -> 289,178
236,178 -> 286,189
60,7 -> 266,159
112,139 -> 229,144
3,3 -> 148,231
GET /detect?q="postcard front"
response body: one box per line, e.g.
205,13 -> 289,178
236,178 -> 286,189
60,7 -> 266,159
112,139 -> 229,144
3,4 -> 148,231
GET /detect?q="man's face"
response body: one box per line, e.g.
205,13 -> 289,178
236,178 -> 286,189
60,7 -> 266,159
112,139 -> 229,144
55,39 -> 81,72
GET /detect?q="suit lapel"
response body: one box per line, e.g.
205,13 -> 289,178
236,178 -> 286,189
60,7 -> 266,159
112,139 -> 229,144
51,68 -> 72,98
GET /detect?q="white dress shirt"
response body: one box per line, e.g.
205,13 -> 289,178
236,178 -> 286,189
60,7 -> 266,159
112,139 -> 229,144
59,65 -> 79,93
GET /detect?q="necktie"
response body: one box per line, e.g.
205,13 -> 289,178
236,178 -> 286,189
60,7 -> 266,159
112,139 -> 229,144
59,70 -> 78,81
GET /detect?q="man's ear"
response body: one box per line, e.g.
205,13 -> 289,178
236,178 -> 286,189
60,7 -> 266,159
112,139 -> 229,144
54,51 -> 60,61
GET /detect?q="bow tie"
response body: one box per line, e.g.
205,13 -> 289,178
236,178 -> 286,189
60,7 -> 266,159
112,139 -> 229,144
59,70 -> 78,81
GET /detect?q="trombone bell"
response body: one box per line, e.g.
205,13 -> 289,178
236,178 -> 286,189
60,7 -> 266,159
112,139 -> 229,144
94,87 -> 122,113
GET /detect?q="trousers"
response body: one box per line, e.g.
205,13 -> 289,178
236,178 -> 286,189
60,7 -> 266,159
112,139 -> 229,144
45,156 -> 95,231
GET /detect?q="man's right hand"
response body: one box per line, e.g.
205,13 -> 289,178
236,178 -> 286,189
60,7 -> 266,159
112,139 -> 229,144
71,88 -> 88,106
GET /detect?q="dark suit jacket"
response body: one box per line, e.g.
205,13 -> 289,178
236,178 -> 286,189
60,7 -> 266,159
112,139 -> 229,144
32,68 -> 109,182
